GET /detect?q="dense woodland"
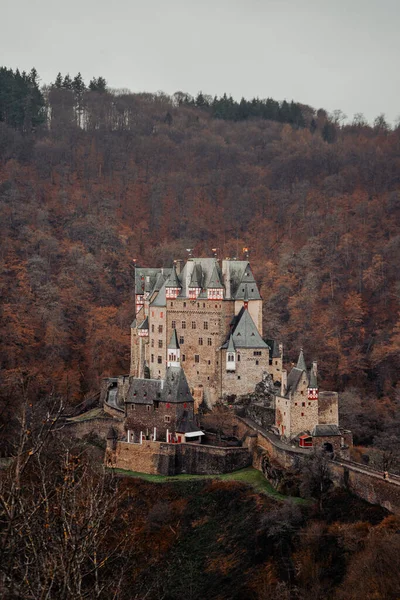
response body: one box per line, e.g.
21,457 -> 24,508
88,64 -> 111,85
1,67 -> 400,598
0,66 -> 399,439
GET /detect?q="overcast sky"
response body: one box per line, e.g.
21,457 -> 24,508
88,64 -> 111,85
2,0 -> 399,123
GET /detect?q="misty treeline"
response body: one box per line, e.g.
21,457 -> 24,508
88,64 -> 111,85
0,65 -> 399,443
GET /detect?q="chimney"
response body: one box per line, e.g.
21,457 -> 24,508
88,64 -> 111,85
312,361 -> 317,378
175,259 -> 183,275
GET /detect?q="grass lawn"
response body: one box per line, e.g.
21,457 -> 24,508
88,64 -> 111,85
109,466 -> 304,502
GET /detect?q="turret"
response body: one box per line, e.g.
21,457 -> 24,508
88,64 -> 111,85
165,265 -> 181,299
167,329 -> 180,367
226,334 -> 236,371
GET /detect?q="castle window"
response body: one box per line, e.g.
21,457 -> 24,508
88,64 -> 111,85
147,405 -> 151,412
251,288 -> 254,292
237,354 -> 240,361
302,402 -> 305,407
192,321 -> 196,329
158,325 -> 163,333
275,361 -> 278,365
207,338 -> 212,346
301,390 -> 304,395
151,339 -> 154,347
151,325 -> 155,333
164,415 -> 171,423
208,360 -> 211,365
256,360 -> 259,365
157,356 -> 162,364
197,303 -> 200,307
171,302 -> 173,307
151,354 -> 154,363
160,312 -> 163,318
182,321 -> 186,329
151,311 -> 154,317
195,355 -> 200,363
158,340 -> 163,348
203,303 -> 205,308
237,376 -> 241,380
183,302 -> 186,307
172,320 -> 176,329
227,353 -> 235,362
309,402 -> 311,406
301,412 -> 304,416
199,338 -> 203,345
154,401 -> 159,409
179,336 -> 184,344
254,351 -> 261,356
204,322 -> 208,330
295,402 -> 297,406
182,354 -> 186,361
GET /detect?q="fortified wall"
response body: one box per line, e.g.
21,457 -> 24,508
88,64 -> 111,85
234,415 -> 400,515
106,440 -> 252,476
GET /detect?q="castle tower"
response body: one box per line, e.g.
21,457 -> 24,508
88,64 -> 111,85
167,329 -> 180,368
226,334 -> 236,371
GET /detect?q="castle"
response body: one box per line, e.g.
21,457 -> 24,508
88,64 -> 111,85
130,257 -> 283,406
100,256 -> 347,451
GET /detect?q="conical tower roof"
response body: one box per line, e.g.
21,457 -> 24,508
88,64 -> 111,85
165,265 -> 181,288
168,329 -> 180,350
227,334 -> 236,353
207,264 -> 224,289
296,348 -> 307,372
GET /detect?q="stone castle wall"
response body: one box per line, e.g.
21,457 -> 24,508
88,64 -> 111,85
107,440 -> 251,475
222,347 -> 270,398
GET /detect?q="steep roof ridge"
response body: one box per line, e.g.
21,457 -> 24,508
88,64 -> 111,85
168,329 -> 180,350
207,263 -> 224,289
227,334 -> 236,352
229,307 -> 268,349
296,348 -> 307,372
165,264 -> 181,288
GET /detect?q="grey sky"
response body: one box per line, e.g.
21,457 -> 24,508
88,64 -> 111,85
2,0 -> 399,123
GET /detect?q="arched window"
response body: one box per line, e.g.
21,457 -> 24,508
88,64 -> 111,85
227,353 -> 235,362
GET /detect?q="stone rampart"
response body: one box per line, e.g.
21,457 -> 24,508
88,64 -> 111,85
235,415 -> 400,514
107,440 -> 251,475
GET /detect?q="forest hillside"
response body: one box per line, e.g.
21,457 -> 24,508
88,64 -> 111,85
0,68 -> 399,440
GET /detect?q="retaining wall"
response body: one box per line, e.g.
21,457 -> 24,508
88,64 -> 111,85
107,440 -> 251,475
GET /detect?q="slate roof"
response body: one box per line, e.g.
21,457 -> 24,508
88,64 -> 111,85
165,265 -> 181,288
285,367 -> 304,396
126,379 -> 162,404
134,267 -> 172,296
151,281 -> 167,307
176,410 -> 201,434
222,307 -> 268,349
208,264 -> 224,289
163,366 -> 194,403
227,334 -> 236,353
309,367 -> 318,388
125,366 -> 194,405
311,424 -> 341,437
168,329 -> 180,350
138,317 -> 149,330
296,349 -> 307,372
266,339 -> 281,359
189,263 -> 203,288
